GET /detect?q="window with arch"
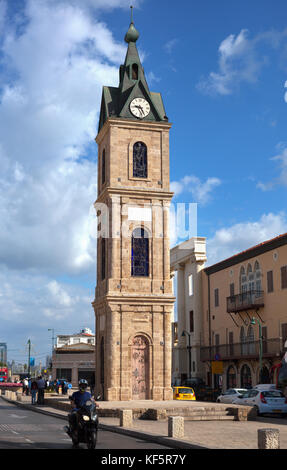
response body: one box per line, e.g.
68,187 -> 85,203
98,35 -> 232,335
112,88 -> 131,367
240,364 -> 252,388
133,142 -> 147,178
247,325 -> 255,355
247,263 -> 255,292
254,260 -> 262,295
102,148 -> 106,185
226,365 -> 237,388
240,266 -> 247,294
240,327 -> 247,356
131,227 -> 149,277
132,63 -> 138,80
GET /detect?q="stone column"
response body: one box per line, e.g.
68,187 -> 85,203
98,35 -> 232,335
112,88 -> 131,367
258,429 -> 280,449
168,416 -> 184,438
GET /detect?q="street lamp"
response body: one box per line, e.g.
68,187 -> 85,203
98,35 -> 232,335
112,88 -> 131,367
181,330 -> 192,379
251,317 -> 263,383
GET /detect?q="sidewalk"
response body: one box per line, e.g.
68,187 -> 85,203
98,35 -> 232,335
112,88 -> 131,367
2,394 -> 287,449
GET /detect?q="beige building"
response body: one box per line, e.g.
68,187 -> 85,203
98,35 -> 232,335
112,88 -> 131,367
170,238 -> 206,384
201,232 -> 287,391
92,19 -> 175,400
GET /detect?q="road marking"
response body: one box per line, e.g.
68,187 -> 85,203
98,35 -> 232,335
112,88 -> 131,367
9,414 -> 27,419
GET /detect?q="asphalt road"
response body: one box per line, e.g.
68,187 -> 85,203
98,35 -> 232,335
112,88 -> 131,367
0,397 -> 169,450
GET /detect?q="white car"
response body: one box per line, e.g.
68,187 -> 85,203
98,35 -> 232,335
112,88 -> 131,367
216,388 -> 248,403
232,388 -> 287,416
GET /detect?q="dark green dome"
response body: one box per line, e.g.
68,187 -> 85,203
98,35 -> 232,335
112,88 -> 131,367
124,22 -> 140,43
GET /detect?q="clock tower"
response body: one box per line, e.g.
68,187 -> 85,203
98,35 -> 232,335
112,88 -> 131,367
93,15 -> 175,401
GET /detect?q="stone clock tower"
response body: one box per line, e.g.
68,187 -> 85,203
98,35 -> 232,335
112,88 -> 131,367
92,17 -> 175,401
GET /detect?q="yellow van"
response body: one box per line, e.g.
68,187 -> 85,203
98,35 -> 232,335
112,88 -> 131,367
173,386 -> 196,401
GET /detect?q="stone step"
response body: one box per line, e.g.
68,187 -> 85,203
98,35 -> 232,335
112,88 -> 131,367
185,415 -> 235,421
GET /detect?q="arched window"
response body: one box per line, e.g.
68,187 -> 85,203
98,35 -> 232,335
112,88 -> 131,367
101,238 -> 106,280
240,266 -> 247,294
227,365 -> 237,389
241,364 -> 252,388
254,260 -> 262,295
131,227 -> 149,277
133,142 -> 147,178
240,327 -> 247,356
132,63 -> 138,80
247,264 -> 254,292
247,325 -> 255,355
102,149 -> 106,184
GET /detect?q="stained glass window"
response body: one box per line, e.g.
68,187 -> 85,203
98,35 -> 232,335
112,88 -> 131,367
131,228 -> 149,277
133,142 -> 147,178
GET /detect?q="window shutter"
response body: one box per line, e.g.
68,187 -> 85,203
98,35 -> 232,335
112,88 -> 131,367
230,283 -> 235,297
267,271 -> 274,293
281,266 -> 287,289
262,326 -> 267,354
214,288 -> 219,307
189,311 -> 194,333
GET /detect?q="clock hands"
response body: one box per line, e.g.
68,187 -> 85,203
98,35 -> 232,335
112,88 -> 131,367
134,104 -> 145,116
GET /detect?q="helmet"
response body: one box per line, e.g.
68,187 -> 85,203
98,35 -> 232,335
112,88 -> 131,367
78,379 -> 88,389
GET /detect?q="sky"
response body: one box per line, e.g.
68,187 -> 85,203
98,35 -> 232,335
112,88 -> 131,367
0,0 -> 287,366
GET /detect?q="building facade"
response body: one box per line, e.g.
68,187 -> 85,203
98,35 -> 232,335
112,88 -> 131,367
170,238 -> 206,384
92,18 -> 175,401
200,233 -> 287,391
52,328 -> 95,387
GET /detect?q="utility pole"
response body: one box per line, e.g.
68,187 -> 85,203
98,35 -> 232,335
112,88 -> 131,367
27,339 -> 31,379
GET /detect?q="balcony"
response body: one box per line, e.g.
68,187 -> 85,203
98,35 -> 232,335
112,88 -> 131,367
227,290 -> 264,313
200,338 -> 283,362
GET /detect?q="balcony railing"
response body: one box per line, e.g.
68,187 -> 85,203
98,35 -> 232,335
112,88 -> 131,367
227,290 -> 264,313
200,338 -> 283,362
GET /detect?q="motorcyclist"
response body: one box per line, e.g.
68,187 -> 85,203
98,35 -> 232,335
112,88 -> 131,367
68,379 -> 96,435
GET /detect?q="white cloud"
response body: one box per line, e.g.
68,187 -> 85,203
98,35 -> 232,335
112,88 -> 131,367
257,145 -> 287,191
206,212 -> 287,266
164,38 -> 178,54
0,0 -> 127,276
171,175 -> 221,205
198,28 -> 287,96
0,0 -> 142,360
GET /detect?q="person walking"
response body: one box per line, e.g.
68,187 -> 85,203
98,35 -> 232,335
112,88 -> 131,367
36,375 -> 46,405
22,377 -> 28,396
31,379 -> 38,405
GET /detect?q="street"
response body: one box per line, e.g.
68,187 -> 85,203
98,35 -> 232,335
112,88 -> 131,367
0,397 -> 169,450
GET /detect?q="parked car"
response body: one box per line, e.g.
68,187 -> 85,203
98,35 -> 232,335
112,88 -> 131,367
253,384 -> 276,391
182,378 -> 219,401
173,386 -> 196,401
216,388 -> 248,404
232,388 -> 287,416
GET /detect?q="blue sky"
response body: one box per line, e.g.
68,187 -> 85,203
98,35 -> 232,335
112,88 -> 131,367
0,0 -> 286,366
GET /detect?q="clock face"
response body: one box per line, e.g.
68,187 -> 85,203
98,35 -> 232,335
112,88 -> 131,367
130,98 -> 150,119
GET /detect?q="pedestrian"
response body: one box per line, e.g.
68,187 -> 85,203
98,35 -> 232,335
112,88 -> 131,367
31,379 -> 38,405
22,377 -> 28,396
36,375 -> 46,405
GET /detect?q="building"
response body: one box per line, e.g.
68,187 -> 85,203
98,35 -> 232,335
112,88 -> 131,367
170,238 -> 207,384
56,328 -> 95,348
92,16 -> 175,401
51,328 -> 95,387
0,343 -> 7,365
200,232 -> 287,390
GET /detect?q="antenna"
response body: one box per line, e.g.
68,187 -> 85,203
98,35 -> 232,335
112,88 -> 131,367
130,5 -> 134,23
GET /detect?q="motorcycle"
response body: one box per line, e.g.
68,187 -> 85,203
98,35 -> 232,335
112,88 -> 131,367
64,398 -> 99,449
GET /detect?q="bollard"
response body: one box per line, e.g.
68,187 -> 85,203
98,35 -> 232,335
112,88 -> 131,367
120,410 -> 133,428
258,428 -> 280,449
168,416 -> 184,439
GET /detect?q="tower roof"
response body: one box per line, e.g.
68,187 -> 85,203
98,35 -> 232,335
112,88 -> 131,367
98,11 -> 168,132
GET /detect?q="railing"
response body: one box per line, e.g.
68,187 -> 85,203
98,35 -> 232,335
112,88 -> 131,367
227,290 -> 264,313
200,338 -> 283,362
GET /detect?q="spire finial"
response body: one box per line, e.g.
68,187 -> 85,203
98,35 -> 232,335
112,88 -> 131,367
124,5 -> 139,43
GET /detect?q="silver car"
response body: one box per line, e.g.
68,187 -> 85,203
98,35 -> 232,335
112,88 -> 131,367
216,388 -> 248,403
232,388 -> 287,416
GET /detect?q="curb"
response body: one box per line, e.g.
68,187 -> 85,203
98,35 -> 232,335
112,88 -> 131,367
0,395 -> 209,450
